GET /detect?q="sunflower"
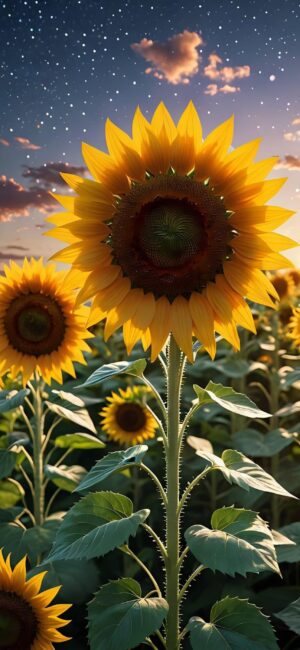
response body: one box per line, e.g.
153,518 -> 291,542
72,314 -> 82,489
270,270 -> 295,302
0,549 -> 71,649
100,385 -> 158,446
288,307 -> 300,348
0,258 -> 93,386
48,102 -> 297,361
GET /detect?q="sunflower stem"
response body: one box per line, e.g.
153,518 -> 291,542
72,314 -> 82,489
32,377 -> 45,528
165,334 -> 183,650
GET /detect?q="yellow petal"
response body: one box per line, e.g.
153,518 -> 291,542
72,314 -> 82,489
151,101 -> 177,143
189,292 -> 216,359
195,115 -> 234,180
222,137 -> 262,174
215,275 -> 256,333
104,289 -> 143,340
105,118 -> 145,180
170,296 -> 193,361
149,296 -> 171,361
223,259 -> 279,306
82,142 -> 130,194
123,292 -> 155,355
231,206 -> 295,232
171,101 -> 203,174
226,177 -> 287,209
75,263 -> 120,305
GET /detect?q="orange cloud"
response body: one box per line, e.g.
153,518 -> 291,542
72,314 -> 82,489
131,30 -> 203,84
275,155 -> 300,170
204,83 -> 240,96
15,137 -> 42,151
204,54 -> 250,83
0,175 -> 55,221
0,138 -> 10,147
292,117 -> 300,126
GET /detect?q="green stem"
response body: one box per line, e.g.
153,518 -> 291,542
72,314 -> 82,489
125,546 -> 162,597
32,377 -> 45,527
165,335 -> 183,650
270,313 -> 280,529
178,565 -> 204,601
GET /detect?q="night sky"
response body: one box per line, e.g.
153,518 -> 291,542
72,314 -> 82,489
1,0 -> 299,268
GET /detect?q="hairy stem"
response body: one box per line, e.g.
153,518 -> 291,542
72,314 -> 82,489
32,376 -> 45,527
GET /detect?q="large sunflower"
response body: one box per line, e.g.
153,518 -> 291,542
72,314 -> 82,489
0,258 -> 93,385
0,549 -> 71,649
48,102 -> 297,361
100,386 -> 158,446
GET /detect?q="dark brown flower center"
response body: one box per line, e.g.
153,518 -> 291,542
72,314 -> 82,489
0,591 -> 38,650
112,174 -> 235,299
116,402 -> 147,432
4,293 -> 66,356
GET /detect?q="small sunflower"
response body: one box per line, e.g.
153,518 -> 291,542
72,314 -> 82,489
287,268 -> 300,289
0,549 -> 71,649
0,258 -> 93,386
100,386 -> 158,446
288,307 -> 300,348
270,270 -> 295,302
49,102 -> 297,361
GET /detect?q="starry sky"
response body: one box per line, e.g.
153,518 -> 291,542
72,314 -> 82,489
1,0 -> 300,269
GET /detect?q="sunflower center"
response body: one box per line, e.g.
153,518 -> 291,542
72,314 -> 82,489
4,293 -> 66,356
116,403 -> 147,432
138,198 -> 206,268
0,591 -> 37,650
112,174 -> 234,298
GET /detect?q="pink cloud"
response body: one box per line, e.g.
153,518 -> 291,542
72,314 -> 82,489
204,83 -> 240,96
204,54 -> 250,83
131,30 -> 203,85
0,175 -> 55,221
284,130 -> 300,142
15,136 -> 42,151
291,117 -> 300,126
0,138 -> 10,147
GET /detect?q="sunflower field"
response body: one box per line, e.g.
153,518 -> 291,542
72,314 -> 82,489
0,103 -> 300,650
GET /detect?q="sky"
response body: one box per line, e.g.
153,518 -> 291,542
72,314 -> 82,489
0,0 -> 300,269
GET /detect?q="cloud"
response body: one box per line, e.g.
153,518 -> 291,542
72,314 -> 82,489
131,30 -> 203,84
292,117 -> 300,126
14,136 -> 42,151
275,155 -> 300,170
0,251 -> 29,261
6,245 -> 29,250
283,130 -> 300,142
0,175 -> 55,221
0,138 -> 10,147
22,161 -> 87,187
204,83 -> 240,96
203,54 -> 250,83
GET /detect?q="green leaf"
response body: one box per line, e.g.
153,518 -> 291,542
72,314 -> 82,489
0,479 -> 24,507
193,382 -> 270,418
45,400 -> 96,433
275,597 -> 300,635
276,523 -> 300,563
0,507 -> 23,523
75,445 -> 148,494
44,464 -> 87,492
232,428 -> 297,457
77,359 -> 147,389
188,596 -> 279,649
0,450 -> 17,479
0,520 -> 61,563
281,369 -> 300,387
0,389 -> 30,413
195,449 -> 296,498
88,577 -> 168,650
29,559 -> 100,604
50,389 -> 87,408
54,433 -> 105,450
185,507 -> 279,577
47,491 -> 149,562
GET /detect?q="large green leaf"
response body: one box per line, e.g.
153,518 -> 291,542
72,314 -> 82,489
281,369 -> 300,387
76,445 -> 148,494
47,491 -> 149,562
188,596 -> 279,649
88,578 -> 168,650
0,450 -> 17,479
54,432 -> 105,450
276,523 -> 300,563
29,558 -> 100,604
0,520 -> 61,563
0,389 -> 30,413
232,428 -> 298,457
275,597 -> 300,635
195,449 -> 296,498
45,400 -> 96,433
44,464 -> 87,492
194,382 -> 270,418
77,359 -> 147,389
185,507 -> 279,577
